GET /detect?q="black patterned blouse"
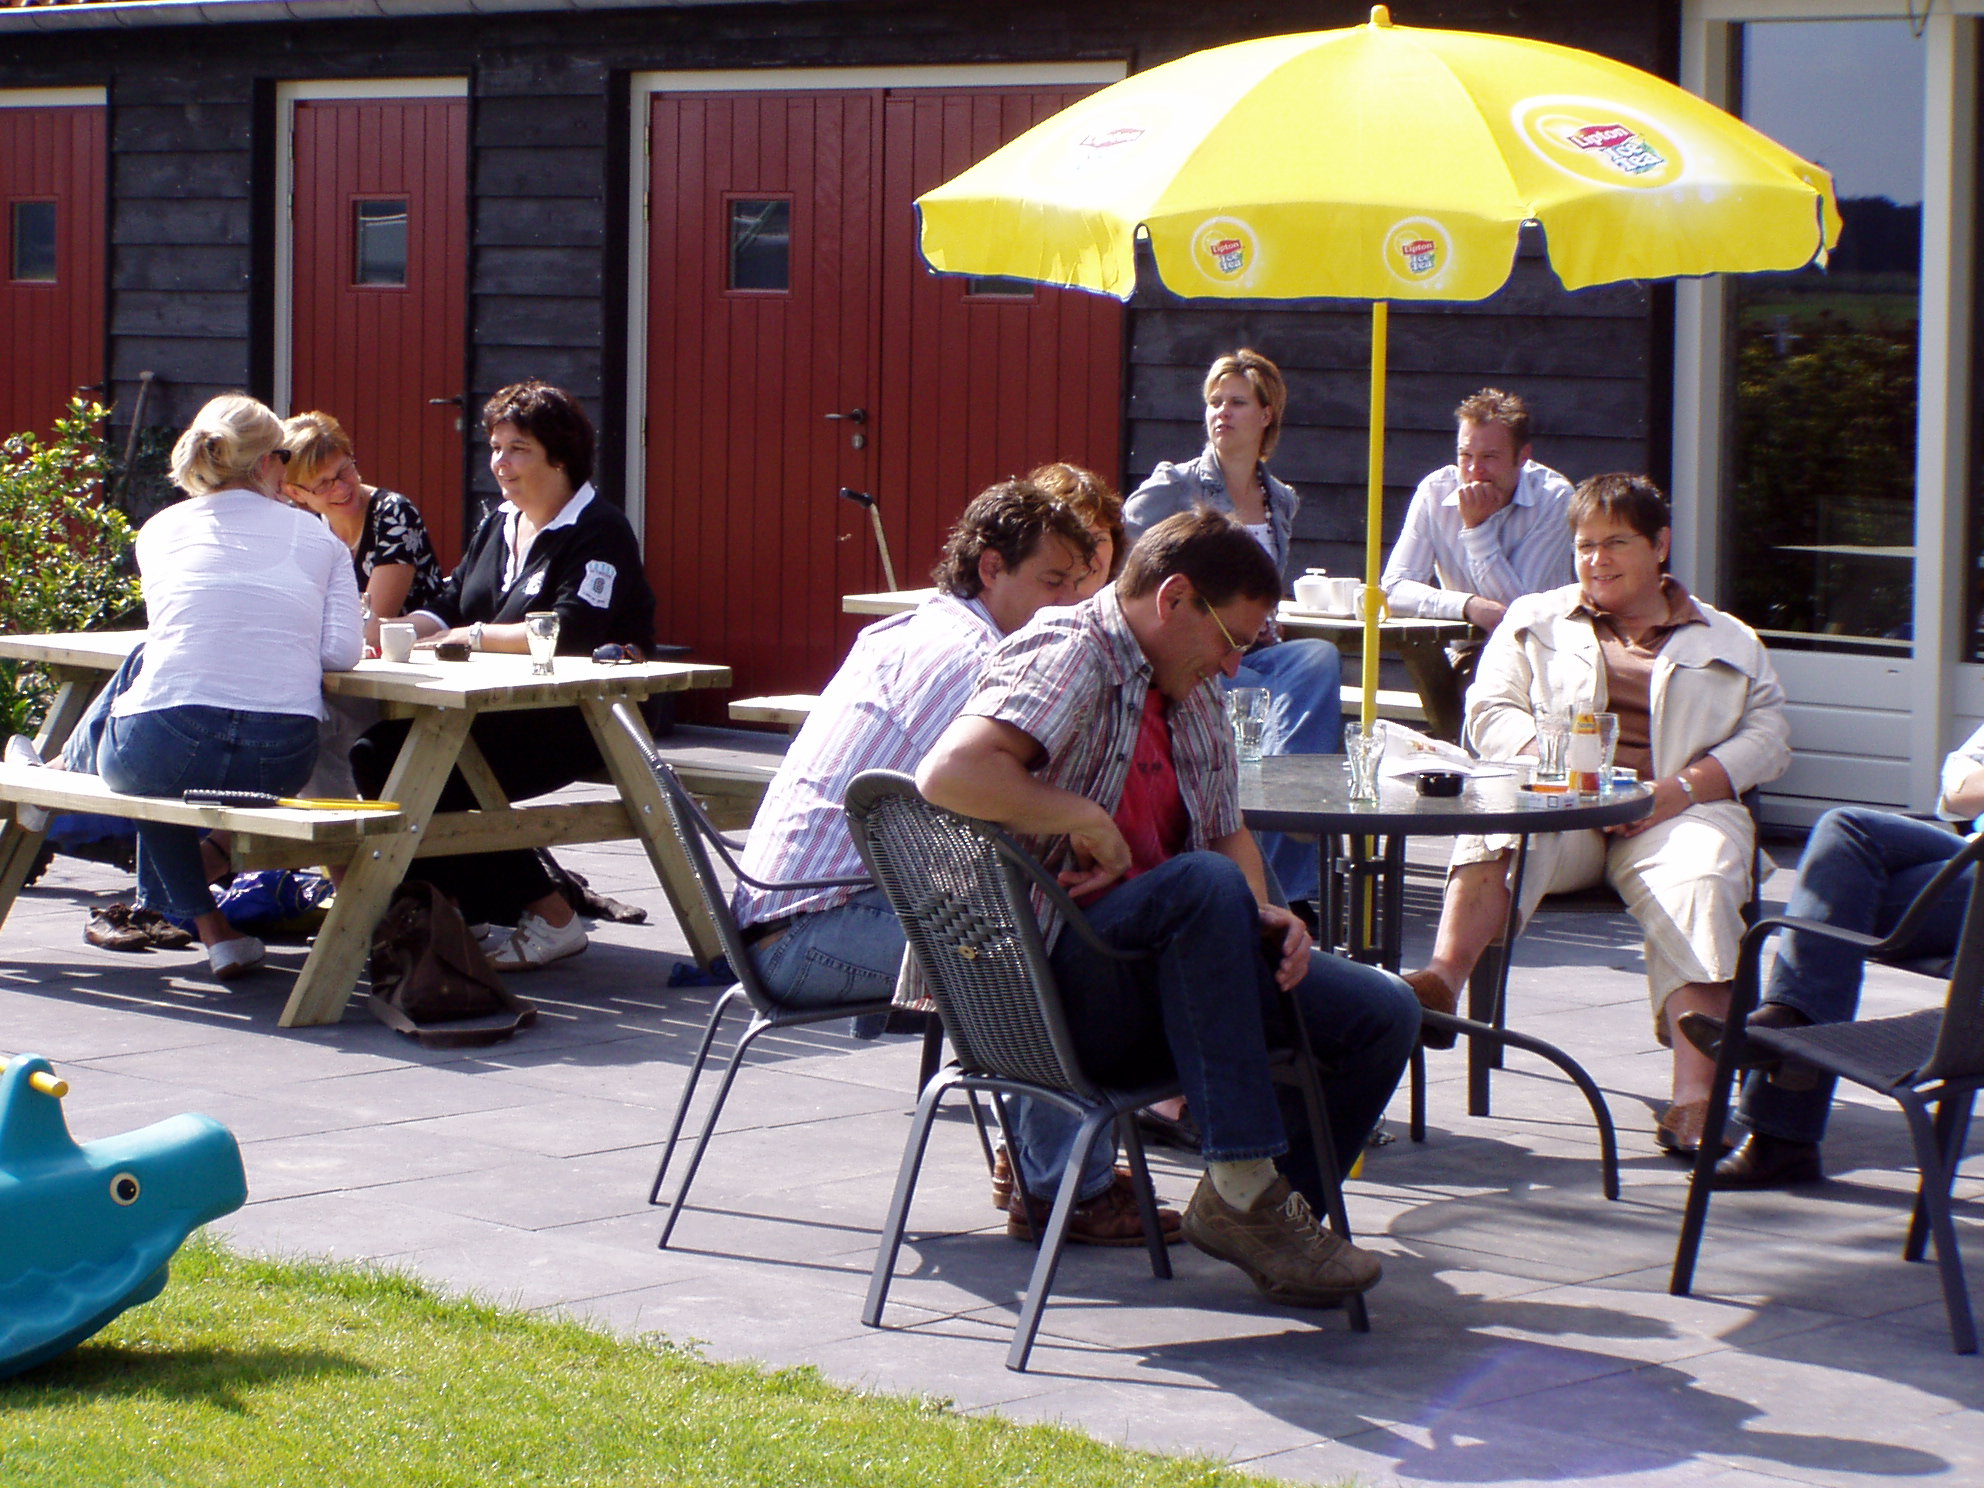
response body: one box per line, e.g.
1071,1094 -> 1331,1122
356,489 -> 447,615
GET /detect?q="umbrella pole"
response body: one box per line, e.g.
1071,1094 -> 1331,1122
1362,301 -> 1388,732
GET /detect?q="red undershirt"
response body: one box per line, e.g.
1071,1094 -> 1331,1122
1079,685 -> 1188,906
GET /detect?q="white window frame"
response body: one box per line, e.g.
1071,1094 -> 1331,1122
622,62 -> 1128,539
272,78 -> 467,419
1676,1 -> 1978,808
0,87 -> 104,108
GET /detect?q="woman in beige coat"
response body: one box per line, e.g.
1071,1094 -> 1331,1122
1405,473 -> 1790,1156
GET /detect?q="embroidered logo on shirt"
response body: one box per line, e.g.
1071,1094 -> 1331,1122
522,571 -> 545,597
578,560 -> 616,608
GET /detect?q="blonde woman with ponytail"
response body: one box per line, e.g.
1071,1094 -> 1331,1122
73,394 -> 362,979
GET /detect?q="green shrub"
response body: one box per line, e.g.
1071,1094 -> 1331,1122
0,398 -> 144,738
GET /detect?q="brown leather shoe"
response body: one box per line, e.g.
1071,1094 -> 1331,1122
1005,1170 -> 1183,1246
84,904 -> 152,952
1181,1173 -> 1381,1306
990,1144 -> 1013,1210
1403,969 -> 1459,1050
1712,1132 -> 1823,1189
128,906 -> 197,949
1654,1098 -> 1731,1158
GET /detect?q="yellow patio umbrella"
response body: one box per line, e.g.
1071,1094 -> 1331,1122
916,5 -> 1841,726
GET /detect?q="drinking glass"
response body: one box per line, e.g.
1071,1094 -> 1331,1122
1533,707 -> 1571,783
1590,711 -> 1621,788
1225,686 -> 1271,763
1348,721 -> 1385,802
524,611 -> 560,676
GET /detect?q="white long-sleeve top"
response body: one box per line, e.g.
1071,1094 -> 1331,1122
1381,460 -> 1577,620
115,489 -> 363,722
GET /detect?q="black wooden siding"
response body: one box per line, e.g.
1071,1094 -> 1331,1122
0,0 -> 1676,557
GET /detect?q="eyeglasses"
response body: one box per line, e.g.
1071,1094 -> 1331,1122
300,459 -> 357,497
590,643 -> 645,664
1573,536 -> 1645,559
1196,597 -> 1247,657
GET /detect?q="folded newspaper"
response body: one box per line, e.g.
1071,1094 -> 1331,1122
1374,723 -> 1518,778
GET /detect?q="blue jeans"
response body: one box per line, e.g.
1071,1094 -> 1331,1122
1229,638 -> 1343,900
752,891 -> 1117,1202
96,706 -> 318,921
1741,807 -> 1973,1144
1042,851 -> 1420,1209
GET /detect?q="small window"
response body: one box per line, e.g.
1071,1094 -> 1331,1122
11,201 -> 56,282
354,199 -> 409,287
966,276 -> 1034,300
729,199 -> 790,292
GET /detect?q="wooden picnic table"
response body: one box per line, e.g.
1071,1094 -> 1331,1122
841,590 -> 1479,740
0,630 -> 732,1028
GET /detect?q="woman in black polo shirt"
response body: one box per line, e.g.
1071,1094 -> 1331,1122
352,380 -> 657,970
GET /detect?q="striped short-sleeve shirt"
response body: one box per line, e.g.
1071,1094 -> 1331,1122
734,591 -> 1001,926
961,586 -> 1241,947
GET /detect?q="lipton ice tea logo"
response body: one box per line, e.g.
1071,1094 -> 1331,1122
1383,218 -> 1450,288
1566,122 -> 1666,177
1514,99 -> 1683,189
1190,217 -> 1259,286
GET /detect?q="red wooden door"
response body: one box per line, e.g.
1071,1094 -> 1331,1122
0,103 -> 105,441
291,98 -> 469,565
644,84 -> 1122,702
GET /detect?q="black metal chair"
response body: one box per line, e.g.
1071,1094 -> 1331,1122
615,706 -> 942,1249
843,769 -> 1364,1372
1669,830 -> 1984,1354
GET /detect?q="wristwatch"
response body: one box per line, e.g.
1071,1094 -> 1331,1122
467,621 -> 486,652
1675,772 -> 1696,802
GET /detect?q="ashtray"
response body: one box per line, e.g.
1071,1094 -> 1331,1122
1415,770 -> 1465,797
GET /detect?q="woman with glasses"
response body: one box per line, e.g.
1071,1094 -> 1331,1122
7,394 -> 363,980
281,410 -> 445,624
1404,474 -> 1790,1156
349,380 -> 657,971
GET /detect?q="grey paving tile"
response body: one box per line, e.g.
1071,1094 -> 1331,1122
211,1190 -> 517,1267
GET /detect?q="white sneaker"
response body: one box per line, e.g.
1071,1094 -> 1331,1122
5,734 -> 51,832
208,935 -> 266,982
488,911 -> 587,971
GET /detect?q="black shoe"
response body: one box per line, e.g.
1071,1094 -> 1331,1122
1677,1006 -> 1820,1090
1712,1132 -> 1823,1189
1135,1103 -> 1202,1153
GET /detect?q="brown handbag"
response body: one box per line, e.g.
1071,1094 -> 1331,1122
367,881 -> 537,1048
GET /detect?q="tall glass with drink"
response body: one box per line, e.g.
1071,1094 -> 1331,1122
524,611 -> 560,677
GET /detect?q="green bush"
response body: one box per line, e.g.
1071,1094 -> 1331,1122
0,398 -> 144,738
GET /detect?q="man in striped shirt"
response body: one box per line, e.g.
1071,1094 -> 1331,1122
733,475 -> 1178,1245
919,509 -> 1420,1309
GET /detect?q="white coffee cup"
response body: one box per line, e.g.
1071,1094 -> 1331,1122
1325,577 -> 1362,615
379,622 -> 417,664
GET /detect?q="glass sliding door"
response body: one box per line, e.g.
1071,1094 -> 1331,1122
1725,19 -> 1924,653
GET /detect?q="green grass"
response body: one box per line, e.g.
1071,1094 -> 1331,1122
0,1237 -> 1296,1487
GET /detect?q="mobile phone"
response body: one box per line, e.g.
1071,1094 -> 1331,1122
434,641 -> 472,662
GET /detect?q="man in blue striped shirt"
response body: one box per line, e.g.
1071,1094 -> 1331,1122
734,473 -> 1181,1245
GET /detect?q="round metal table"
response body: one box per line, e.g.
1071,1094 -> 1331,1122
1240,753 -> 1654,1198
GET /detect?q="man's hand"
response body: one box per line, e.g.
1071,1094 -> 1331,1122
1057,819 -> 1132,897
1462,594 -> 1508,632
1257,903 -> 1313,991
1455,480 -> 1508,528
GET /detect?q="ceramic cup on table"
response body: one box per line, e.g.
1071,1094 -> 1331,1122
1293,570 -> 1331,611
378,622 -> 417,664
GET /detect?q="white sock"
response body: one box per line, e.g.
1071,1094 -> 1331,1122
1207,1158 -> 1278,1212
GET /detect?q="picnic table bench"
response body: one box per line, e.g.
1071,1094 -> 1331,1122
0,630 -> 735,1028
